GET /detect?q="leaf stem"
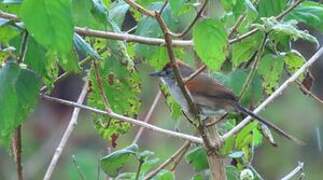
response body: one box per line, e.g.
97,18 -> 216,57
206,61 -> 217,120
135,160 -> 144,180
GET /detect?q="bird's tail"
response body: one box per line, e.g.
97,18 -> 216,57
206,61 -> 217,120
234,103 -> 305,145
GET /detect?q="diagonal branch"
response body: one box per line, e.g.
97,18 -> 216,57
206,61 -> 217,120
43,80 -> 89,180
41,94 -> 204,144
223,47 -> 323,140
144,141 -> 191,179
123,0 -> 155,17
172,0 -> 209,38
281,162 -> 304,180
132,91 -> 162,144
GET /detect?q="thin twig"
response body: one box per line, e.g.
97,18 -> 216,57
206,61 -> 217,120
123,0 -> 155,17
238,33 -> 267,100
144,141 -> 191,179
155,11 -> 199,117
172,0 -> 209,38
159,0 -> 168,14
184,65 -> 206,83
0,11 -> 192,47
41,94 -> 204,144
229,0 -> 304,44
223,47 -> 323,140
169,143 -> 190,172
40,49 -> 104,93
228,15 -> 246,38
295,80 -> 323,104
72,155 -> 86,180
43,80 -> 89,180
276,0 -> 304,20
11,30 -> 30,180
17,31 -> 29,64
93,61 -> 111,111
281,162 -> 304,180
12,125 -> 23,180
135,160 -> 144,180
132,91 -> 162,144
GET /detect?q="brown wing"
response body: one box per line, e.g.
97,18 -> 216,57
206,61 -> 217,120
186,73 -> 237,110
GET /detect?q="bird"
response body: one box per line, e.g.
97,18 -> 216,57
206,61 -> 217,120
150,60 -> 304,145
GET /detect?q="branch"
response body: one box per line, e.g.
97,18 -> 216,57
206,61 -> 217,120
281,162 -> 304,180
41,94 -> 204,144
229,0 -> 304,43
222,47 -> 323,140
144,141 -> 191,179
123,0 -> 155,17
11,125 -> 23,180
239,33 -> 267,100
132,91 -> 161,144
155,11 -> 199,117
0,11 -> 192,47
93,61 -> 111,111
172,0 -> 209,38
43,80 -> 89,180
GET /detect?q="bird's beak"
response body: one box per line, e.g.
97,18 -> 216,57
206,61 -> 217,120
149,71 -> 162,77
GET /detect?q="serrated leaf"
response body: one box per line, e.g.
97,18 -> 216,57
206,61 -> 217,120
236,121 -> 258,149
257,53 -> 284,94
185,146 -> 208,171
257,0 -> 287,17
101,144 -> 138,177
287,1 -> 323,31
193,19 -> 228,71
261,18 -> 319,46
21,0 -> 74,55
0,62 -> 40,146
283,50 -> 305,73
232,32 -> 263,67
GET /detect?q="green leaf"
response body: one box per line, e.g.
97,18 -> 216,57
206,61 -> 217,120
109,0 -> 129,28
24,37 -> 59,87
236,121 -> 258,149
89,40 -> 141,140
257,0 -> 287,17
100,144 -> 138,177
287,1 -> 323,31
222,69 -> 263,106
0,62 -> 40,146
91,0 -> 108,27
72,0 -> 106,30
185,146 -> 209,171
153,170 -> 175,180
226,165 -> 240,180
134,3 -> 178,69
257,53 -> 284,94
231,32 -> 263,67
0,18 -> 20,43
193,19 -> 228,71
283,50 -> 305,73
169,0 -> 185,15
21,0 -> 74,55
261,17 -> 319,46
